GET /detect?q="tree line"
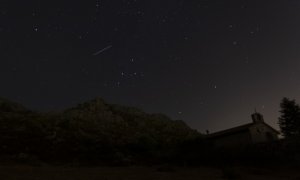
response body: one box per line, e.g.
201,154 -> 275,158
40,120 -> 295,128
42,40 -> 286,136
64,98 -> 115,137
0,96 -> 299,166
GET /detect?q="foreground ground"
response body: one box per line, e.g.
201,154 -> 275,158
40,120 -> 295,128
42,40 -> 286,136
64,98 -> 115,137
0,165 -> 299,180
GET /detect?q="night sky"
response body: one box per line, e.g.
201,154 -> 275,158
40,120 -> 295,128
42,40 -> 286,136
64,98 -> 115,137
1,0 -> 300,133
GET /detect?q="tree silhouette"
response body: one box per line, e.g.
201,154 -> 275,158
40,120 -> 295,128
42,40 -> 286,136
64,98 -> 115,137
278,97 -> 300,139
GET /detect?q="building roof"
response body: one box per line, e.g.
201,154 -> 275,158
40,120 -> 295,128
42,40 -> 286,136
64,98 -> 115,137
206,123 -> 253,139
206,122 -> 280,139
260,122 -> 281,134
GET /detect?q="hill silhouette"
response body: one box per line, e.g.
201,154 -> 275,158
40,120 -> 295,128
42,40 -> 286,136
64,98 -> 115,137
0,97 -> 30,113
0,97 -> 200,164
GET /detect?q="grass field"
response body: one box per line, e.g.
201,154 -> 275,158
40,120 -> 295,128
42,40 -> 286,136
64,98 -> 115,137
0,165 -> 299,180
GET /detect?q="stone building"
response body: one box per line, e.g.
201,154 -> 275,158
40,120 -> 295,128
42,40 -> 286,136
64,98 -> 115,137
206,112 -> 280,148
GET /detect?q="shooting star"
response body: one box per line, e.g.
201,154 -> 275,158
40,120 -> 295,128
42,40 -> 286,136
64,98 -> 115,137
93,45 -> 112,56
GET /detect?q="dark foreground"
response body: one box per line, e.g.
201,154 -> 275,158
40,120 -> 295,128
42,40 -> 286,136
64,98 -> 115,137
0,165 -> 299,180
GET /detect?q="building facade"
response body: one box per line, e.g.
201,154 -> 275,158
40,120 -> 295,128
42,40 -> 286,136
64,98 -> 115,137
206,112 -> 280,148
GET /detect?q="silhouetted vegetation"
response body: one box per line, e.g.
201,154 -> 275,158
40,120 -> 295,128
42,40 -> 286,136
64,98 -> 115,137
0,97 -> 300,167
276,97 -> 300,165
0,97 -> 201,165
279,97 -> 300,139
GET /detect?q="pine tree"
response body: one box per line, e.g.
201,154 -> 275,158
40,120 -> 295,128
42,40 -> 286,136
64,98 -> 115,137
278,97 -> 300,138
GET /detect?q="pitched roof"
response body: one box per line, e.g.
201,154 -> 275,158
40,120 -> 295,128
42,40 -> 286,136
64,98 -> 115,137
260,122 -> 280,134
206,123 -> 253,139
206,121 -> 280,139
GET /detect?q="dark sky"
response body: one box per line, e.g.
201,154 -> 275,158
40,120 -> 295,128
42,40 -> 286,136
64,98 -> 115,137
1,0 -> 300,133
